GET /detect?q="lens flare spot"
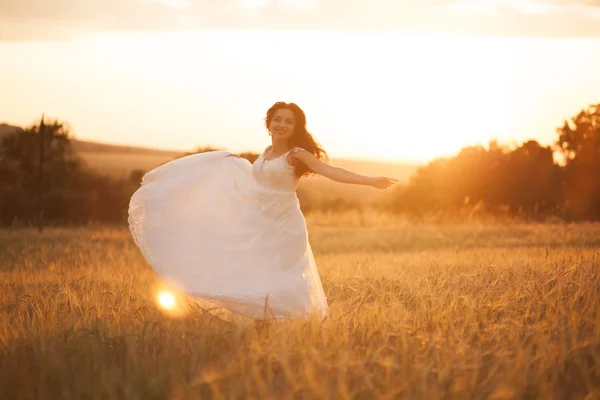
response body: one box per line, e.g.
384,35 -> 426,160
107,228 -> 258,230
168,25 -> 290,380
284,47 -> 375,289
158,291 -> 176,310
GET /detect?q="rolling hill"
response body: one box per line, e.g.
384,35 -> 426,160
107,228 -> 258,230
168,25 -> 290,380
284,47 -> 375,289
0,123 -> 186,175
0,123 -> 420,204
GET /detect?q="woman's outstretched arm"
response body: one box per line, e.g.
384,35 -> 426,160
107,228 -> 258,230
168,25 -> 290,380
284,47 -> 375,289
291,149 -> 398,189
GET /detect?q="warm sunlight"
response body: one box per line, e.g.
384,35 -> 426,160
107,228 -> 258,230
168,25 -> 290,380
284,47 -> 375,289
157,290 -> 176,310
312,33 -> 516,160
1,31 -> 600,162
4,2 -> 600,398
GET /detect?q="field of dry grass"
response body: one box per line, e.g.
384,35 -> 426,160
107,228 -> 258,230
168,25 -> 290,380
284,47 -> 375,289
1,215 -> 599,399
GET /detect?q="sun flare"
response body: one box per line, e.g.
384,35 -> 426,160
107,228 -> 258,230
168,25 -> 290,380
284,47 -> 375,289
157,291 -> 176,310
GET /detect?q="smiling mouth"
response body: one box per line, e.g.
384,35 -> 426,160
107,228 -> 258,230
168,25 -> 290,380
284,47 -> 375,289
276,129 -> 287,134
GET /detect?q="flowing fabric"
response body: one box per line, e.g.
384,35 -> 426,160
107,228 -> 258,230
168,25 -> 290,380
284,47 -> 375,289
128,147 -> 328,319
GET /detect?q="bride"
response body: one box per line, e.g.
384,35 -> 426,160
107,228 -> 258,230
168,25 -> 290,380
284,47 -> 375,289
128,101 -> 397,320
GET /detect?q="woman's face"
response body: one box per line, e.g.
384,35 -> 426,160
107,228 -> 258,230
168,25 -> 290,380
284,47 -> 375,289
268,108 -> 295,141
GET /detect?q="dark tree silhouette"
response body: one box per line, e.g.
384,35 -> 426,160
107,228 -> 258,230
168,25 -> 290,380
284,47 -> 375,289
502,140 -> 560,215
388,139 -> 561,220
0,117 -> 83,227
0,117 -> 140,226
556,103 -> 600,163
555,103 -> 600,219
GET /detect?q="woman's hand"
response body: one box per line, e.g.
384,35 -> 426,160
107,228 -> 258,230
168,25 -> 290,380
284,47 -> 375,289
370,176 -> 399,189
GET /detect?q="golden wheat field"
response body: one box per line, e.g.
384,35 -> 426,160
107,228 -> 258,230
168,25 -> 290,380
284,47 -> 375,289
1,214 -> 599,399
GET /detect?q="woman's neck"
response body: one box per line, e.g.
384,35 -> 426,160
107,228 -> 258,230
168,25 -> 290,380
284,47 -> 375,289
270,140 -> 291,155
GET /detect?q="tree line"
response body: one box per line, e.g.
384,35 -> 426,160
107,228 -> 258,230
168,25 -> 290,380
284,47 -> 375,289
385,103 -> 600,221
0,102 -> 599,227
0,117 -> 138,229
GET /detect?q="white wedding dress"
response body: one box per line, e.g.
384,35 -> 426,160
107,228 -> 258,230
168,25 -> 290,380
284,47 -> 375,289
128,147 -> 328,319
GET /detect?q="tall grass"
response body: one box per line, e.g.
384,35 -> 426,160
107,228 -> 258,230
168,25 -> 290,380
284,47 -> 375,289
0,220 -> 599,399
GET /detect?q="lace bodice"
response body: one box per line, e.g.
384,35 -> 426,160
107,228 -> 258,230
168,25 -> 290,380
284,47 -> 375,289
252,147 -> 300,192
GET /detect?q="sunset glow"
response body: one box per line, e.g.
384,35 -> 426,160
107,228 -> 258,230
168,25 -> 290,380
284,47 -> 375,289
158,291 -> 176,310
1,1 -> 600,162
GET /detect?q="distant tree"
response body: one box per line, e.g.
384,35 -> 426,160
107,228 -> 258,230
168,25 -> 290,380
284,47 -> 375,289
387,139 -> 561,219
555,103 -> 600,219
502,140 -> 560,215
556,103 -> 600,163
0,117 -> 142,227
389,157 -> 452,216
0,117 -> 80,182
0,117 -> 83,228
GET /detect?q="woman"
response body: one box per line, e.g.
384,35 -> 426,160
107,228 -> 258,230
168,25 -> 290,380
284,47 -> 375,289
128,101 -> 397,320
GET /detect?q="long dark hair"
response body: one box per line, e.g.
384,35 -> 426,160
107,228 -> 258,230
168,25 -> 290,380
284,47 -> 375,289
265,102 -> 329,177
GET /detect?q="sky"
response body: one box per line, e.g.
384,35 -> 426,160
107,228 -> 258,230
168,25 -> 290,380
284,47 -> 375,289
1,0 -> 600,163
